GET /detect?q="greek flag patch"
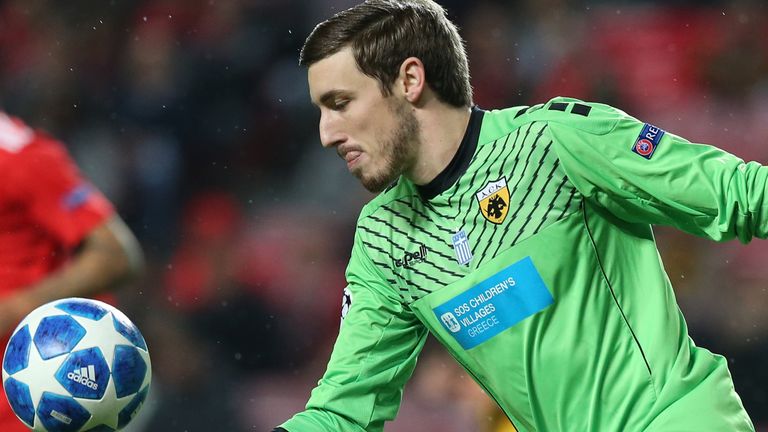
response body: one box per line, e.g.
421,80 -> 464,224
452,230 -> 472,266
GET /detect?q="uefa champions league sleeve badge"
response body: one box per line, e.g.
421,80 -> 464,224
632,123 -> 665,160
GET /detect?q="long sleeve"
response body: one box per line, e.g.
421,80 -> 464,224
547,100 -> 768,243
280,228 -> 428,432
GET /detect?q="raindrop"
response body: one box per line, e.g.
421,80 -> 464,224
143,16 -> 147,22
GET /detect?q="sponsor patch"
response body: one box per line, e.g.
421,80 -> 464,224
433,256 -> 553,349
632,123 -> 665,160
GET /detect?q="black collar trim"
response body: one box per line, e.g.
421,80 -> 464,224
416,106 -> 484,200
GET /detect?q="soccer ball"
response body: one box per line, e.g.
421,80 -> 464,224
2,298 -> 151,431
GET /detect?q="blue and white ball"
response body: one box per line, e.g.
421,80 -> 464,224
2,298 -> 151,431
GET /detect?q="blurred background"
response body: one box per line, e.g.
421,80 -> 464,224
1,0 -> 767,430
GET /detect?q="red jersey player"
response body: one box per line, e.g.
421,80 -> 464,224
0,112 -> 143,430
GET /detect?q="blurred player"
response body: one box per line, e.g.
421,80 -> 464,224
0,111 -> 143,431
275,0 -> 758,431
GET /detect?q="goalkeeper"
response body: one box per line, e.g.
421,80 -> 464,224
275,0 -> 758,430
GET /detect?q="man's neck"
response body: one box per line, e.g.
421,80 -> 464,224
407,103 -> 472,186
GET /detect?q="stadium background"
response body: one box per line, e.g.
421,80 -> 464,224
1,0 -> 767,430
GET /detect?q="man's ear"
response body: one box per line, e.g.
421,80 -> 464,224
396,57 -> 426,104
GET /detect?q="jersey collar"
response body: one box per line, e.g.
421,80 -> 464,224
415,106 -> 485,201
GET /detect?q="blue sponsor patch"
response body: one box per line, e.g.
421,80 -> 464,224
632,123 -> 665,160
433,256 -> 553,349
62,183 -> 93,211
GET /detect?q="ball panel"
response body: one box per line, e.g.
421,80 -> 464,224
3,324 -> 32,375
111,314 -> 147,351
112,345 -> 147,398
118,385 -> 149,429
55,348 -> 110,400
3,377 -> 35,427
55,299 -> 109,321
34,316 -> 86,360
37,392 -> 91,432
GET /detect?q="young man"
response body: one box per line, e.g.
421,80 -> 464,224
0,112 -> 143,431
276,1 -> 758,430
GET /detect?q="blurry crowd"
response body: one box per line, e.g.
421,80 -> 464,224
1,0 -> 767,430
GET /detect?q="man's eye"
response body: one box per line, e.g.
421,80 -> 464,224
333,100 -> 349,110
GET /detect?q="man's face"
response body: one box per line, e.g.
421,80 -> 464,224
308,47 -> 420,192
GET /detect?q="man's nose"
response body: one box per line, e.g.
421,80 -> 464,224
319,113 -> 345,148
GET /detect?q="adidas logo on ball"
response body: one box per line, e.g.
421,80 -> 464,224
67,365 -> 99,390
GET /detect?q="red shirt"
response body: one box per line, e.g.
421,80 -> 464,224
0,113 -> 114,430
0,114 -> 114,295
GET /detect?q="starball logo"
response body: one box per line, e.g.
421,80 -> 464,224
393,245 -> 428,268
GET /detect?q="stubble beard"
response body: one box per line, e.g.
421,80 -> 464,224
357,102 -> 420,193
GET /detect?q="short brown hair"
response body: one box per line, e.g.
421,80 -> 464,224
300,0 -> 472,107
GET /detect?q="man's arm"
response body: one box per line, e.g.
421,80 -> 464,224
278,228 -> 429,432
546,99 -> 768,242
0,216 -> 143,334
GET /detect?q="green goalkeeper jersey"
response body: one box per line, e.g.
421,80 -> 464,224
280,97 -> 759,432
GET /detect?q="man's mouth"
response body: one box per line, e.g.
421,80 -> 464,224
339,145 -> 363,170
345,150 -> 362,169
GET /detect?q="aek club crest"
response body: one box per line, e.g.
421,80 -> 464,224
476,177 -> 510,224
